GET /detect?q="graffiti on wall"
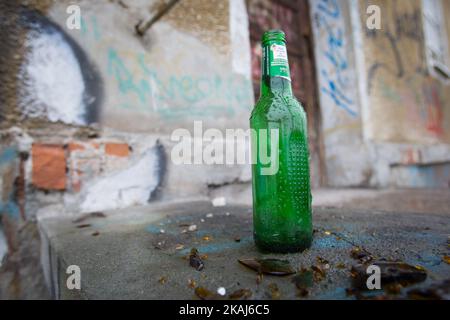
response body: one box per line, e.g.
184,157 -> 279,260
364,2 -> 446,139
366,6 -> 426,94
106,49 -> 253,119
312,0 -> 357,118
78,13 -> 253,121
16,8 -> 102,125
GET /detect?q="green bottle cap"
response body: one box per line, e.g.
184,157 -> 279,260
262,30 -> 286,45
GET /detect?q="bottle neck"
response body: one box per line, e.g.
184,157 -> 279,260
260,40 -> 293,97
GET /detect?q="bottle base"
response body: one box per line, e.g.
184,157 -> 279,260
254,237 -> 312,254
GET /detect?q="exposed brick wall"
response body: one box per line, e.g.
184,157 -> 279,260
105,143 -> 130,157
31,144 -> 66,191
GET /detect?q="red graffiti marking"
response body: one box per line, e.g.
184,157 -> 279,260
423,81 -> 443,137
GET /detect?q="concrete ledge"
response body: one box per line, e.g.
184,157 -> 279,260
38,199 -> 450,299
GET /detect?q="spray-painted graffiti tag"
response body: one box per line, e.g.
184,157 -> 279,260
106,48 -> 253,118
313,0 -> 357,117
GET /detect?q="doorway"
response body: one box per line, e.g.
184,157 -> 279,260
246,0 -> 326,186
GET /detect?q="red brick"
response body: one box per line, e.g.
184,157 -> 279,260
32,144 -> 66,190
68,142 -> 85,152
105,143 -> 130,157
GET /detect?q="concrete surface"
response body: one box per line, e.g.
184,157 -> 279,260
39,194 -> 450,300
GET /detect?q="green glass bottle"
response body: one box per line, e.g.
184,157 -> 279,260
250,30 -> 312,253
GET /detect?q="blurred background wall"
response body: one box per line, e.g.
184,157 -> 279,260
0,0 -> 449,298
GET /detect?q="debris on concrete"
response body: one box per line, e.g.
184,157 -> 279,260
238,258 -> 296,276
267,283 -> 281,299
205,213 -> 214,218
292,268 -> 313,297
188,279 -> 196,288
158,276 -> 167,284
194,286 -> 218,300
311,265 -> 326,282
76,224 -> 91,229
443,256 -> 450,264
256,273 -> 263,285
217,287 -> 226,296
336,263 -> 346,269
228,288 -> 252,300
407,280 -> 450,300
187,225 -> 197,232
350,246 -> 374,264
72,211 -> 106,223
212,197 -> 226,207
351,261 -> 427,290
189,248 -> 204,271
37,201 -> 450,299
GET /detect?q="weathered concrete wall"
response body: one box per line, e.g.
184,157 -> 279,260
310,0 -> 450,188
0,0 -> 254,219
17,0 -> 253,133
363,0 -> 450,144
310,0 -> 372,187
360,0 -> 450,188
0,0 -> 254,298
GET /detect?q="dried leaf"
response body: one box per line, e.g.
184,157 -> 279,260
228,288 -> 252,300
443,256 -> 450,265
238,258 -> 296,276
76,224 -> 91,229
336,263 -> 346,269
72,212 -> 106,223
91,231 -> 100,236
202,235 -> 212,241
194,287 -> 217,300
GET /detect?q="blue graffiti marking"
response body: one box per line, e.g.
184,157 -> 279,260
0,147 -> 20,220
315,0 -> 357,117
